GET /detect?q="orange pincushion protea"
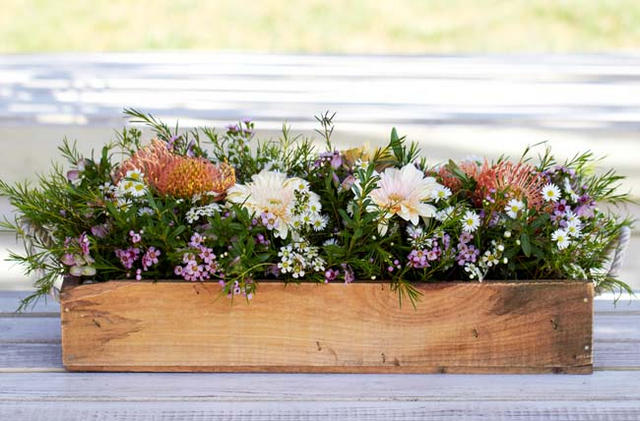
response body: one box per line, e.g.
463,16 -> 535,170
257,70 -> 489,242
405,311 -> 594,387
116,139 -> 235,200
157,157 -> 235,199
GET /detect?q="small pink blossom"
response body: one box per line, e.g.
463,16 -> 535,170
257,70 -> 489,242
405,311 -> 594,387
129,230 -> 142,244
61,253 -> 75,266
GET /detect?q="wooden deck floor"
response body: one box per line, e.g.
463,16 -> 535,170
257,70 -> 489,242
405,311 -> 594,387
0,290 -> 639,420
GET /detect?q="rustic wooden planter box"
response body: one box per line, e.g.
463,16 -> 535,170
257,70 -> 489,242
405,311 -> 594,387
60,279 -> 593,374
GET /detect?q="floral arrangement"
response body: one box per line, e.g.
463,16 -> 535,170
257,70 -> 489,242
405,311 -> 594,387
1,110 -> 633,309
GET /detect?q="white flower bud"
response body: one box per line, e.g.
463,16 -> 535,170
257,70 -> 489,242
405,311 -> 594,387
504,231 -> 512,238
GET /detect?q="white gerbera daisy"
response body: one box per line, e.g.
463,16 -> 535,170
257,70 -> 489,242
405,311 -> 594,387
505,198 -> 525,218
226,170 -> 319,239
541,183 -> 561,202
461,210 -> 480,232
368,164 -> 441,226
551,229 -> 571,250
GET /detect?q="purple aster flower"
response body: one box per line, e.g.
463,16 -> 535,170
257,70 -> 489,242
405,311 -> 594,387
167,135 -> 179,151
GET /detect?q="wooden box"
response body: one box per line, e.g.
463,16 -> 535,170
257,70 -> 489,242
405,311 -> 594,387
60,279 -> 593,374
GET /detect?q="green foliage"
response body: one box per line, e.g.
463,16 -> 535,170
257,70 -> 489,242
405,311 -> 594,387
0,110 -> 634,310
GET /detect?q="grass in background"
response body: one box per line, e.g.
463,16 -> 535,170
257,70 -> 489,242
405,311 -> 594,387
1,0 -> 639,53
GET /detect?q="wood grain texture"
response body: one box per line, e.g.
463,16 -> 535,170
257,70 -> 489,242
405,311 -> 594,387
60,280 -> 593,373
3,315 -> 638,370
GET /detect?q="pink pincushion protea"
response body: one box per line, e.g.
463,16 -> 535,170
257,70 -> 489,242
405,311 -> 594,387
478,161 -> 545,210
116,139 -> 235,200
439,159 -> 544,210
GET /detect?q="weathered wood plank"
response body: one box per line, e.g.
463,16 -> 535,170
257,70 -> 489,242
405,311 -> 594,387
594,314 -> 640,342
594,293 -> 640,313
60,280 -> 593,373
0,343 -> 61,368
0,290 -> 633,315
2,337 -> 637,370
0,291 -> 60,314
0,291 -> 636,371
0,317 -> 60,343
1,400 -> 640,421
0,306 -> 635,348
594,342 -> 640,369
1,371 -> 639,400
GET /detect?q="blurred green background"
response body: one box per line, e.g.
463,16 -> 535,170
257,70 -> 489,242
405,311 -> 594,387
2,0 -> 640,53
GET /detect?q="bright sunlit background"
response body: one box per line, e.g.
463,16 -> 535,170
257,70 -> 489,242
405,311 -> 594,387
0,0 -> 638,289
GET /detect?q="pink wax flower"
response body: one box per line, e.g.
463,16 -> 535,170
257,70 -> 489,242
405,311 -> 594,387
324,268 -> 339,283
189,233 -> 204,247
79,232 -> 90,256
61,253 -> 75,266
129,230 -> 142,244
141,247 -> 161,271
91,224 -> 109,238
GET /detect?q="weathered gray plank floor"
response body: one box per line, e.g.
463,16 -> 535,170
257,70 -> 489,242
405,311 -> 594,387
0,291 -> 638,420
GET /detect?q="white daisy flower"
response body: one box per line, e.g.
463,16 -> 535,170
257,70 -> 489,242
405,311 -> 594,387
323,238 -> 338,246
128,182 -> 147,198
505,199 -> 525,218
432,185 -> 452,202
461,210 -> 480,232
125,169 -> 144,182
137,207 -> 154,216
563,178 -> 580,202
354,159 -> 369,170
541,183 -> 561,202
551,229 -> 571,250
293,179 -> 310,193
308,200 -> 322,213
566,220 -> 582,238
565,210 -> 579,224
435,206 -> 454,222
311,214 -> 328,231
301,213 -> 313,225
